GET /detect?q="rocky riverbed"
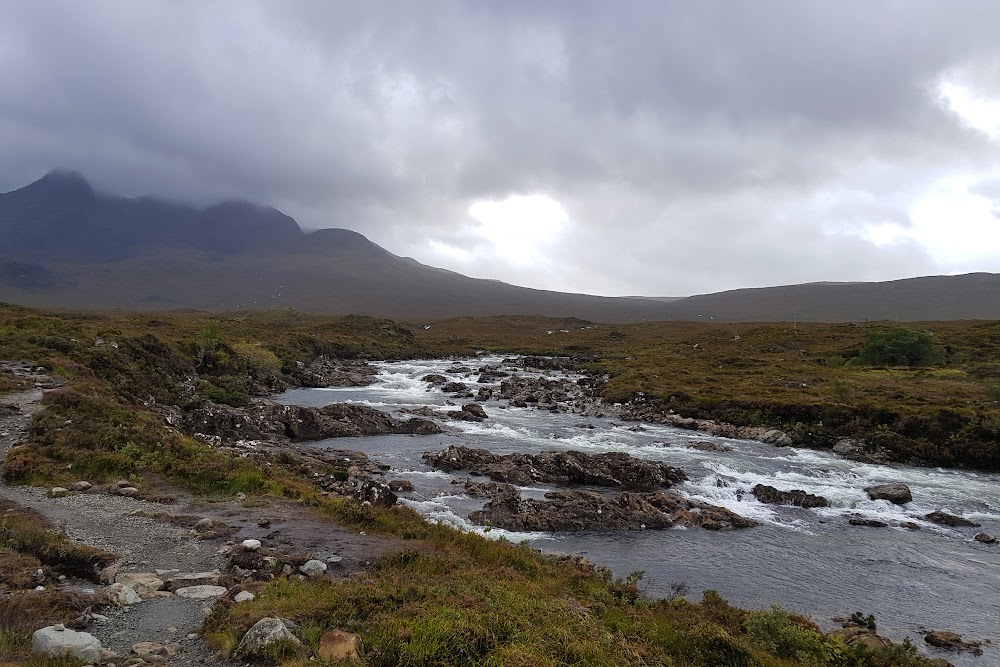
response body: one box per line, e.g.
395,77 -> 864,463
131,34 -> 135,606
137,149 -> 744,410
273,356 -> 1000,666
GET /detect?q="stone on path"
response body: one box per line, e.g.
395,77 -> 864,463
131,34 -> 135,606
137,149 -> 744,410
32,625 -> 103,663
48,487 -> 70,498
241,539 -> 262,551
70,480 -> 92,492
163,571 -> 222,591
102,583 -> 142,606
235,617 -> 301,657
116,572 -> 164,595
174,585 -> 228,599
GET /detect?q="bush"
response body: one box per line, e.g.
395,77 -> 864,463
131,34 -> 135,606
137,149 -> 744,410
856,328 -> 941,366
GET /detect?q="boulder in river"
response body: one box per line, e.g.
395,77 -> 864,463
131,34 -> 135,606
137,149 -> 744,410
924,511 -> 980,528
752,484 -> 829,508
420,374 -> 447,385
423,445 -> 687,491
441,381 -> 469,393
848,517 -> 889,528
975,532 -> 997,544
469,489 -> 756,532
923,630 -> 983,655
864,483 -> 912,505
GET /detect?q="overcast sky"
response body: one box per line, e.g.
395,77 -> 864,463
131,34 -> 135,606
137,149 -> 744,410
2,1 -> 1000,296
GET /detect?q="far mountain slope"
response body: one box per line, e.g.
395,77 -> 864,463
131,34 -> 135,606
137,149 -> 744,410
0,170 -> 997,322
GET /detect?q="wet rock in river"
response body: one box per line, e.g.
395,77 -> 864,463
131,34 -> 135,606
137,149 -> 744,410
864,483 -> 912,505
421,373 -> 448,384
752,484 -> 829,508
848,517 -> 889,528
441,381 -> 469,393
423,445 -> 687,491
469,489 -> 756,532
974,532 -> 996,544
923,630 -> 983,655
924,511 -> 980,527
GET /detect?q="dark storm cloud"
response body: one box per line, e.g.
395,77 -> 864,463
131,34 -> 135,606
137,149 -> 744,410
2,1 -> 999,294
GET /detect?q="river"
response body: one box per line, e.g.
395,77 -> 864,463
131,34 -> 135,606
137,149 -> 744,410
274,357 -> 999,665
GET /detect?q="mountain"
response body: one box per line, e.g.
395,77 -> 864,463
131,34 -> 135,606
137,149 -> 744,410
1,170 -> 998,323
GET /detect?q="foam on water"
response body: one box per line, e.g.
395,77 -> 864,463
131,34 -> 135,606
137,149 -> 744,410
400,498 -> 555,542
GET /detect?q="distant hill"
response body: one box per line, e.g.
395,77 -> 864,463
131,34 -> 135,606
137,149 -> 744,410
1,170 -> 998,323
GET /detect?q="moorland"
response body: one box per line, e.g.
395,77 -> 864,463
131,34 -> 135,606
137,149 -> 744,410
1,303 -> 991,666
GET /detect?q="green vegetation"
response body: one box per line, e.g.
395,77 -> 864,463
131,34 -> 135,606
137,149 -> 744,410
855,328 -> 941,367
0,304 -> 986,666
205,507 -> 935,666
415,316 -> 1000,470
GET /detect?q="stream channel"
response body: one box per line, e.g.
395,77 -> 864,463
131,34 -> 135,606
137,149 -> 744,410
274,357 -> 999,665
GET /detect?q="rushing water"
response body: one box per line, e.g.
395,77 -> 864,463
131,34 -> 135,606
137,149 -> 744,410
274,358 -> 1000,664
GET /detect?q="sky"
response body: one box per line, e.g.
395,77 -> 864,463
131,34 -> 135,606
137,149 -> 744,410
2,2 -> 1000,297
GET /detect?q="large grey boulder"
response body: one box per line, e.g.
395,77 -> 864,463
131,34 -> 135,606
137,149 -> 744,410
32,626 -> 102,663
235,617 -> 301,657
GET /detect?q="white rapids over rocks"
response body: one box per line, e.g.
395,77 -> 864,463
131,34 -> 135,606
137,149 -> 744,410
274,356 -> 1000,665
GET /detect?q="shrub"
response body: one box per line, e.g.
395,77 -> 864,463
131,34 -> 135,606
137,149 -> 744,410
856,328 -> 942,366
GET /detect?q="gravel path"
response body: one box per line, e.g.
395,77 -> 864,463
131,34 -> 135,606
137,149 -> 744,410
1,368 -> 226,664
1,364 -> 411,665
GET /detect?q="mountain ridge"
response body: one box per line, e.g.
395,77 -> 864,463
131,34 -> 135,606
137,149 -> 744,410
1,170 -> 998,323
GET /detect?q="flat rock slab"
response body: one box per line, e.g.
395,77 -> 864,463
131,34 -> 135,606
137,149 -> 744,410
173,585 -> 227,599
116,572 -> 164,594
164,571 -> 222,591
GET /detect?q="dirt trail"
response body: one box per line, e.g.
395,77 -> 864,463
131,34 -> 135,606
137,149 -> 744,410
0,363 -> 409,665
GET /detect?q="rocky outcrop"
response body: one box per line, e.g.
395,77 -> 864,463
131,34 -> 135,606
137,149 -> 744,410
499,376 -> 585,407
423,446 -> 687,490
826,626 -> 892,650
469,489 -> 756,532
299,358 -> 379,388
183,400 -> 441,443
923,630 -> 984,655
864,483 -> 912,505
924,511 -> 980,527
452,477 -> 517,497
445,404 -> 490,422
752,484 -> 829,508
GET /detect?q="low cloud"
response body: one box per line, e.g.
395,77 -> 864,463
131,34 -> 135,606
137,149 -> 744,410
2,1 -> 1000,295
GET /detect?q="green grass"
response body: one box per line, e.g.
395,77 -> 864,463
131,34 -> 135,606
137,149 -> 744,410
204,509 -> 937,667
